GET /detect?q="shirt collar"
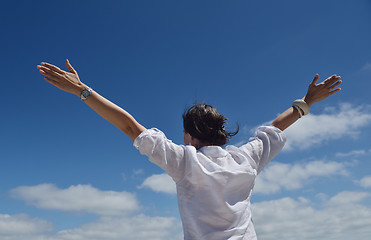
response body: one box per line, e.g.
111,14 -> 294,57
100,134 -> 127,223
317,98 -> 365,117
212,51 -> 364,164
198,146 -> 228,158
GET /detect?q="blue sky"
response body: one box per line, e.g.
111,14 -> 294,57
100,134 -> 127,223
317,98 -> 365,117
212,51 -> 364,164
1,0 -> 371,239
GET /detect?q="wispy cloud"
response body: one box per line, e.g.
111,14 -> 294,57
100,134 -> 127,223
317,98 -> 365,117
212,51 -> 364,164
335,149 -> 369,157
254,160 -> 348,194
133,169 -> 145,175
252,192 -> 371,240
283,103 -> 371,151
361,62 -> 371,71
11,184 -> 140,216
139,173 -> 176,194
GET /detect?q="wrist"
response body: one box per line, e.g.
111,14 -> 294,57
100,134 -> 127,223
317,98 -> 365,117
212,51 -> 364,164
293,99 -> 310,116
74,83 -> 89,97
303,96 -> 314,107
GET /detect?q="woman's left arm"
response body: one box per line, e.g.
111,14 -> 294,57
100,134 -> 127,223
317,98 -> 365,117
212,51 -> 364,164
37,60 -> 146,141
271,74 -> 342,131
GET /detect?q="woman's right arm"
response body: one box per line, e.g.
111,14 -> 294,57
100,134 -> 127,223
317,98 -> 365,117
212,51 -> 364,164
37,60 -> 146,141
271,74 -> 342,131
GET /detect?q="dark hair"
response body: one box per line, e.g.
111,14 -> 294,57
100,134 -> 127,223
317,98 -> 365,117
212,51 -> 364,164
182,104 -> 239,146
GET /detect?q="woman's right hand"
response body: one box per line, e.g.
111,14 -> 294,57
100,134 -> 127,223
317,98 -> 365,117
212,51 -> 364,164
304,74 -> 342,107
37,59 -> 87,96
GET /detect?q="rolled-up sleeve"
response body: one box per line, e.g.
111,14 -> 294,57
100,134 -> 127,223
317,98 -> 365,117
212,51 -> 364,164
239,126 -> 286,174
133,128 -> 186,182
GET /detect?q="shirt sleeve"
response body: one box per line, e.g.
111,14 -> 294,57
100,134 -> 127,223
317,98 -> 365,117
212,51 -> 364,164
133,128 -> 186,182
239,126 -> 286,174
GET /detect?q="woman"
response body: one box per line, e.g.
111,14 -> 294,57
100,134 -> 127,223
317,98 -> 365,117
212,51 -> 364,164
37,60 -> 341,240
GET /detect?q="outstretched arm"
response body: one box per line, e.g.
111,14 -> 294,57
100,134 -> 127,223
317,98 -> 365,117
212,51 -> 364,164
37,60 -> 146,141
271,74 -> 342,131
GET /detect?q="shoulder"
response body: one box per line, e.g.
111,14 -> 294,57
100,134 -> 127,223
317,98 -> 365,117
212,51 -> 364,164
133,128 -> 167,148
133,128 -> 186,156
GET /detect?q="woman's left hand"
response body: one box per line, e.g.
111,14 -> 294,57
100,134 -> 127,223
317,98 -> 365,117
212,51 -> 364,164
37,59 -> 86,96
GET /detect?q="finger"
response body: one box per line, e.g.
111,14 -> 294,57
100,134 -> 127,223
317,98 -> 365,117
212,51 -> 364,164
39,69 -> 62,81
38,64 -> 64,77
43,76 -> 60,87
39,67 -> 64,79
311,74 -> 319,85
329,80 -> 342,90
38,65 -> 59,74
65,59 -> 76,73
328,87 -> 341,96
325,77 -> 341,87
41,62 -> 65,74
323,75 -> 339,86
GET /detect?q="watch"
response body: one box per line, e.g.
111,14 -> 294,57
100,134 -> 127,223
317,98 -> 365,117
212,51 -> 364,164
80,87 -> 92,101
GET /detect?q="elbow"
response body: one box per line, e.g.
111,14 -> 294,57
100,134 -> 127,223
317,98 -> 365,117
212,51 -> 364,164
270,119 -> 279,128
270,121 -> 285,131
120,124 -> 146,141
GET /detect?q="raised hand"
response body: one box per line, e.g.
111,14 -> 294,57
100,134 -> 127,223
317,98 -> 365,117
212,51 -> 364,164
304,74 -> 342,107
271,74 -> 342,131
37,60 -> 86,96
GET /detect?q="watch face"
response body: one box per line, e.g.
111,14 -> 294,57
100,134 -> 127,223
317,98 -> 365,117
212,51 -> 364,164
82,90 -> 89,97
80,88 -> 92,101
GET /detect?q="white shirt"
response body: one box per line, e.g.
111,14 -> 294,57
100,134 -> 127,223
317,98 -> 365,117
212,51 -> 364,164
134,126 -> 286,240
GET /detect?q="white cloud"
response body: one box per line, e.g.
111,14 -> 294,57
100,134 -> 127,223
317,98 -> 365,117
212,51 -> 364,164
0,213 -> 53,239
283,103 -> 371,151
53,214 -> 182,240
255,160 -> 348,194
359,175 -> 371,188
0,213 -> 183,240
139,174 -> 176,194
327,191 -> 370,206
252,192 -> 371,240
11,184 -> 139,216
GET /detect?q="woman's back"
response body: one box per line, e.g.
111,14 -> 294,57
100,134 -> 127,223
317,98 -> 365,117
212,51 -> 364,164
134,126 -> 286,240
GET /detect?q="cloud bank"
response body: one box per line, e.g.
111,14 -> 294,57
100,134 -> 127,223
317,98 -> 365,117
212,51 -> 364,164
3,191 -> 371,240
